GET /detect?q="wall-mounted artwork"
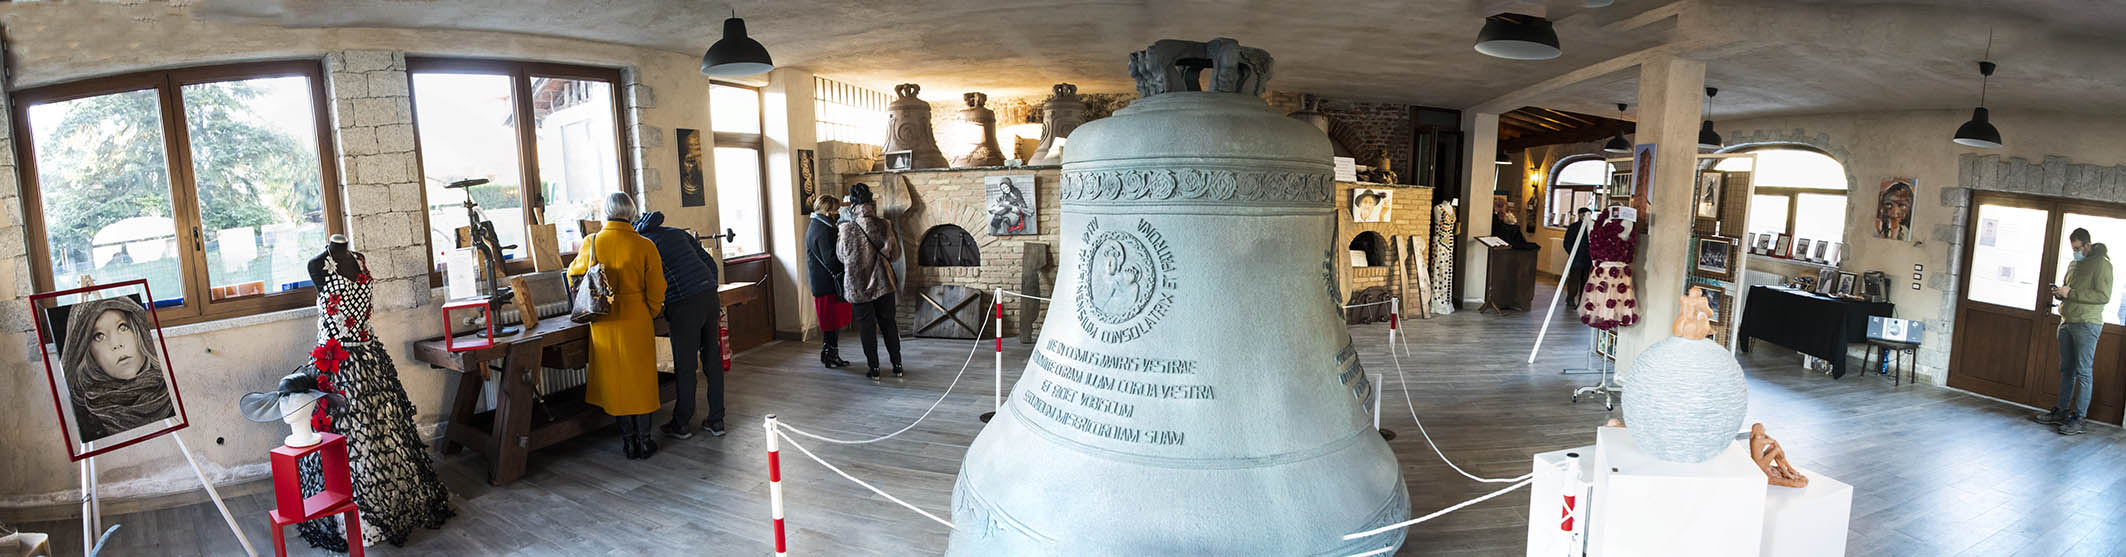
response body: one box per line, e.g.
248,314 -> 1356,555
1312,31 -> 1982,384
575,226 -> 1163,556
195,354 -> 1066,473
1876,178 -> 1915,241
1351,188 -> 1394,223
985,174 -> 1038,235
32,280 -> 189,461
677,128 -> 706,207
1695,236 -> 1737,282
1695,172 -> 1725,219
797,148 -> 817,208
1631,143 -> 1655,199
884,150 -> 914,171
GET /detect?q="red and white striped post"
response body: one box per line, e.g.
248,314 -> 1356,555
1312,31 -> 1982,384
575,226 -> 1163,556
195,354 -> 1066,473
1389,297 -> 1401,356
764,415 -> 788,556
982,289 -> 1004,422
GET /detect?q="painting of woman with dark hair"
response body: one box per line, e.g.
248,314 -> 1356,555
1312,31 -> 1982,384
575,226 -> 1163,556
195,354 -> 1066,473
1876,179 -> 1915,241
57,296 -> 175,442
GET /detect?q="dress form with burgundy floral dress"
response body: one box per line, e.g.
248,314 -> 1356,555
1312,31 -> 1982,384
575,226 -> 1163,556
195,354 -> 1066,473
295,237 -> 453,550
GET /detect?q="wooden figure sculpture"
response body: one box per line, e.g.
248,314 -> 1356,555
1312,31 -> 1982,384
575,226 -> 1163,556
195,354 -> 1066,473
1749,423 -> 1810,488
1673,287 -> 1716,339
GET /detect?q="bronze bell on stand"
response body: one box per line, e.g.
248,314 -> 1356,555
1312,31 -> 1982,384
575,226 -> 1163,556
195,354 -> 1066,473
947,38 -> 1409,555
883,83 -> 949,169
951,92 -> 1005,167
1027,83 -> 1087,166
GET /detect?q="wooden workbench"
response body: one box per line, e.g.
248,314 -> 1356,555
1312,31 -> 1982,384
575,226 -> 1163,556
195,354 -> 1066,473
413,317 -> 675,485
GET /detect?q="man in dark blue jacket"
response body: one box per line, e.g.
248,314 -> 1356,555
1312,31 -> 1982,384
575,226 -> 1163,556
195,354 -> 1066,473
634,211 -> 725,438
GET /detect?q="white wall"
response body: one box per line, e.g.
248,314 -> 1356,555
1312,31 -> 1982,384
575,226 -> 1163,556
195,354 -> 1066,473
0,4 -> 723,511
1714,108 -> 2126,383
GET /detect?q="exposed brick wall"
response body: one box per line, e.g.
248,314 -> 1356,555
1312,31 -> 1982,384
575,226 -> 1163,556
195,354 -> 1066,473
842,167 -> 1063,339
1335,182 -> 1435,316
1268,92 -> 1417,186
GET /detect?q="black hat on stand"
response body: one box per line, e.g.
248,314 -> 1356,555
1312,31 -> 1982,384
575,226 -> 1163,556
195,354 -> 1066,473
238,369 -> 345,422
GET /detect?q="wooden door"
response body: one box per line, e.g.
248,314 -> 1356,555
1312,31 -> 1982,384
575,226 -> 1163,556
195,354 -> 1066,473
1950,193 -> 2126,423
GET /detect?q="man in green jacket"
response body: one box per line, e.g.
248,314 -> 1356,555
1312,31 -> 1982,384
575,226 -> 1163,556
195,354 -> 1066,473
2034,228 -> 2113,435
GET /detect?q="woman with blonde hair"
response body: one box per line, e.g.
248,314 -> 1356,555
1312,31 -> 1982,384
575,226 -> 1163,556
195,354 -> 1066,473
807,194 -> 853,369
571,191 -> 667,459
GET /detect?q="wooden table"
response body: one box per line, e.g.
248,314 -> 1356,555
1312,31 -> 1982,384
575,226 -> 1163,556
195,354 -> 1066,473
413,317 -> 675,485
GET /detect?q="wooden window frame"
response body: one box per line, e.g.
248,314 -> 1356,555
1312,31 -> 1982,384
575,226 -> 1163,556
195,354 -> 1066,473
1750,187 -> 1849,241
710,81 -> 771,259
1541,156 -> 1612,231
12,60 -> 346,326
406,57 -> 634,284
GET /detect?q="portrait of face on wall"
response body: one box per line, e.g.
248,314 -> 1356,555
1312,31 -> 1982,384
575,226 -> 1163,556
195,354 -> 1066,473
677,128 -> 706,207
986,174 -> 1038,235
32,281 -> 187,460
1876,178 -> 1915,241
1352,188 -> 1393,223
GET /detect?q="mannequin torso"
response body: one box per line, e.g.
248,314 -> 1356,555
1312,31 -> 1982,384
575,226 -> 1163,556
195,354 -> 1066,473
308,235 -> 364,285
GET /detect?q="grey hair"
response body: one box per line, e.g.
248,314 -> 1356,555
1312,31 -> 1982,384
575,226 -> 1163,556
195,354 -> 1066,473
603,191 -> 639,221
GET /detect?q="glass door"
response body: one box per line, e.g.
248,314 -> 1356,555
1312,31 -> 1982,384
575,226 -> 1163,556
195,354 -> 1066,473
1951,193 -> 2126,423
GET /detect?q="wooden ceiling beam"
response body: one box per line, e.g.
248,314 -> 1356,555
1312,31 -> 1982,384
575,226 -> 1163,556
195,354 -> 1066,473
1501,121 -> 1635,151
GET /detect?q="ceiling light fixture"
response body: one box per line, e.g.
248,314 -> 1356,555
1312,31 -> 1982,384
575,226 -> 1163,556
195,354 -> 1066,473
1697,87 -> 1723,151
1475,13 -> 1561,61
701,10 -> 774,77
1603,103 -> 1631,153
1953,30 -> 2003,148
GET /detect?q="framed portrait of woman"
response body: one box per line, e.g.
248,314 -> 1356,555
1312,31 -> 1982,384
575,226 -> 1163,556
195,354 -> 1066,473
30,279 -> 188,461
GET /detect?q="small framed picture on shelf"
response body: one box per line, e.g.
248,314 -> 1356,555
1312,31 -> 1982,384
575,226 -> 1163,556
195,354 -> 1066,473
883,150 -> 914,171
1773,234 -> 1793,258
1694,236 -> 1738,282
1812,239 -> 1831,262
1745,233 -> 1758,253
1817,267 -> 1838,295
1836,272 -> 1860,296
1795,238 -> 1813,260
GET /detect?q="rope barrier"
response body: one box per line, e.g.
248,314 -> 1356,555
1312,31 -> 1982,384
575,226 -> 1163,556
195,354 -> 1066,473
776,313 -> 990,445
1386,318 -> 1533,485
1341,300 -> 1393,309
1340,477 -> 1535,541
1001,289 -> 1052,302
773,427 -> 958,530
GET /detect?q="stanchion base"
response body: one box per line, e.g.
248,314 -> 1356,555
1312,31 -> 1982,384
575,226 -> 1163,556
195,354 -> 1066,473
979,412 -> 995,423
1378,428 -> 1397,441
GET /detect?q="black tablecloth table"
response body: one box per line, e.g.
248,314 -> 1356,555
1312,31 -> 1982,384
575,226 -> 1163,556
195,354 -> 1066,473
1736,285 -> 1894,378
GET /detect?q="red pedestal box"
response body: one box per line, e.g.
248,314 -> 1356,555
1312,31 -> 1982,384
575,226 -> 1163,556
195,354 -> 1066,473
442,299 -> 495,352
268,432 -> 362,556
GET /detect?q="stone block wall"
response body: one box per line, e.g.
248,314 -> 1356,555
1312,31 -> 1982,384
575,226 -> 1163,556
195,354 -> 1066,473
842,167 -> 1064,339
817,140 -> 884,199
1335,182 -> 1435,314
327,51 -> 432,311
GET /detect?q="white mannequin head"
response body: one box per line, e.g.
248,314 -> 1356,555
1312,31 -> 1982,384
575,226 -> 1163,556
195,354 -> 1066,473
280,393 -> 324,447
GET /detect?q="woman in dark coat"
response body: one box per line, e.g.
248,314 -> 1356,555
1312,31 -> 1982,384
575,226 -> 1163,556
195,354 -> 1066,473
836,184 -> 905,381
807,194 -> 853,369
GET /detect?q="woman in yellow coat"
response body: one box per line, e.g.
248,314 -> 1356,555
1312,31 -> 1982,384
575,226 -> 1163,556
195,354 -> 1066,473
571,192 -> 667,459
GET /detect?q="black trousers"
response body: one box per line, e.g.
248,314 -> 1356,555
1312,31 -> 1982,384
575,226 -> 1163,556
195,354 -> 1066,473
853,294 -> 902,369
666,292 -> 724,427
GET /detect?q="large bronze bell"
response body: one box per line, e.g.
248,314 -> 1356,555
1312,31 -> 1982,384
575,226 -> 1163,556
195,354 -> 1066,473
947,38 -> 1409,555
883,83 -> 949,169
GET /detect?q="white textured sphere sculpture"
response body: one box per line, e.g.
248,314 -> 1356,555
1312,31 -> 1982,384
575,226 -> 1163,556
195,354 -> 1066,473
1621,337 -> 1748,462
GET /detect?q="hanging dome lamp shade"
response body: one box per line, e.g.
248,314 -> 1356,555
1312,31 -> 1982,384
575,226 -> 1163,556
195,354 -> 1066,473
1953,61 -> 2003,148
701,13 -> 774,77
1475,13 -> 1561,61
1603,103 -> 1631,153
1697,87 -> 1723,150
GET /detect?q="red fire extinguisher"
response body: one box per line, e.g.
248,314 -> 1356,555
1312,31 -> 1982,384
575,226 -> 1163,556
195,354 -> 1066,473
719,307 -> 733,371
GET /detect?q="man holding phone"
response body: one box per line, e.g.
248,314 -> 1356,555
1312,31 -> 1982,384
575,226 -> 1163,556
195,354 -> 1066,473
2033,228 -> 2113,435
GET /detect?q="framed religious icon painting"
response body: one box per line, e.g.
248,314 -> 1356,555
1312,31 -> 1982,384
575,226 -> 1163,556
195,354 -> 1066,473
1694,236 -> 1738,282
30,280 -> 188,461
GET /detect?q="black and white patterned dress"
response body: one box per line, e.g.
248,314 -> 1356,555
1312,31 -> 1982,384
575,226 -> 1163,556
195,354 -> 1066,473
298,253 -> 454,550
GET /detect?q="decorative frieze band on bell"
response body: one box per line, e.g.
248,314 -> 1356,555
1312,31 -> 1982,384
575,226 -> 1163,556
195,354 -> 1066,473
947,37 -> 1409,556
951,92 -> 1005,168
883,83 -> 949,169
1028,83 -> 1086,166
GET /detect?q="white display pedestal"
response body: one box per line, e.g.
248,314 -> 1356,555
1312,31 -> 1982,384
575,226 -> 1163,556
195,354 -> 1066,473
1760,467 -> 1852,557
1527,445 -> 1597,557
1589,426 -> 1766,557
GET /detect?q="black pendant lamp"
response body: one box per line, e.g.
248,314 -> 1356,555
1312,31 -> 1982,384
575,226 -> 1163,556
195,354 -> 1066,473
1475,13 -> 1561,61
1953,63 -> 2003,148
1603,103 -> 1631,153
701,11 -> 774,77
1697,87 -> 1723,150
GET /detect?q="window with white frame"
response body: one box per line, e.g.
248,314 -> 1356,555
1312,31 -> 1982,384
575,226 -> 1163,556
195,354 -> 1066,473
1719,147 -> 1848,246
813,77 -> 888,145
1545,157 -> 1613,227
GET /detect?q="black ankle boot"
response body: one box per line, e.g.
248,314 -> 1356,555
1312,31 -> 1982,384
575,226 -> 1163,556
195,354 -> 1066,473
637,433 -> 660,459
820,346 -> 839,369
618,419 -> 641,459
893,364 -> 905,378
829,346 -> 851,367
867,367 -> 881,381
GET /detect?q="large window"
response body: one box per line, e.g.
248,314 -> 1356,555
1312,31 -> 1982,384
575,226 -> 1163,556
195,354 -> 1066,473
814,77 -> 888,145
409,58 -> 627,274
713,82 -> 768,257
1545,157 -> 1613,227
15,61 -> 342,324
1720,148 -> 1848,245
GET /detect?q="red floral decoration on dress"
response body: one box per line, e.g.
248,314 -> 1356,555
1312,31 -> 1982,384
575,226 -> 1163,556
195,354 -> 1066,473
325,293 -> 342,316
308,339 -> 351,431
356,270 -> 371,284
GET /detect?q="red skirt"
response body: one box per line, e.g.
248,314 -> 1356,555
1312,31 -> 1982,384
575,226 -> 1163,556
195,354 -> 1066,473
814,295 -> 854,331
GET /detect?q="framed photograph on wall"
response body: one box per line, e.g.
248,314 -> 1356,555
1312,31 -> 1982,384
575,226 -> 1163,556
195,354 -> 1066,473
1694,236 -> 1738,282
985,174 -> 1038,235
1695,172 -> 1725,219
1351,187 -> 1394,223
1836,272 -> 1860,296
884,150 -> 914,171
30,280 -> 189,461
1609,171 -> 1634,198
1697,284 -> 1729,325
